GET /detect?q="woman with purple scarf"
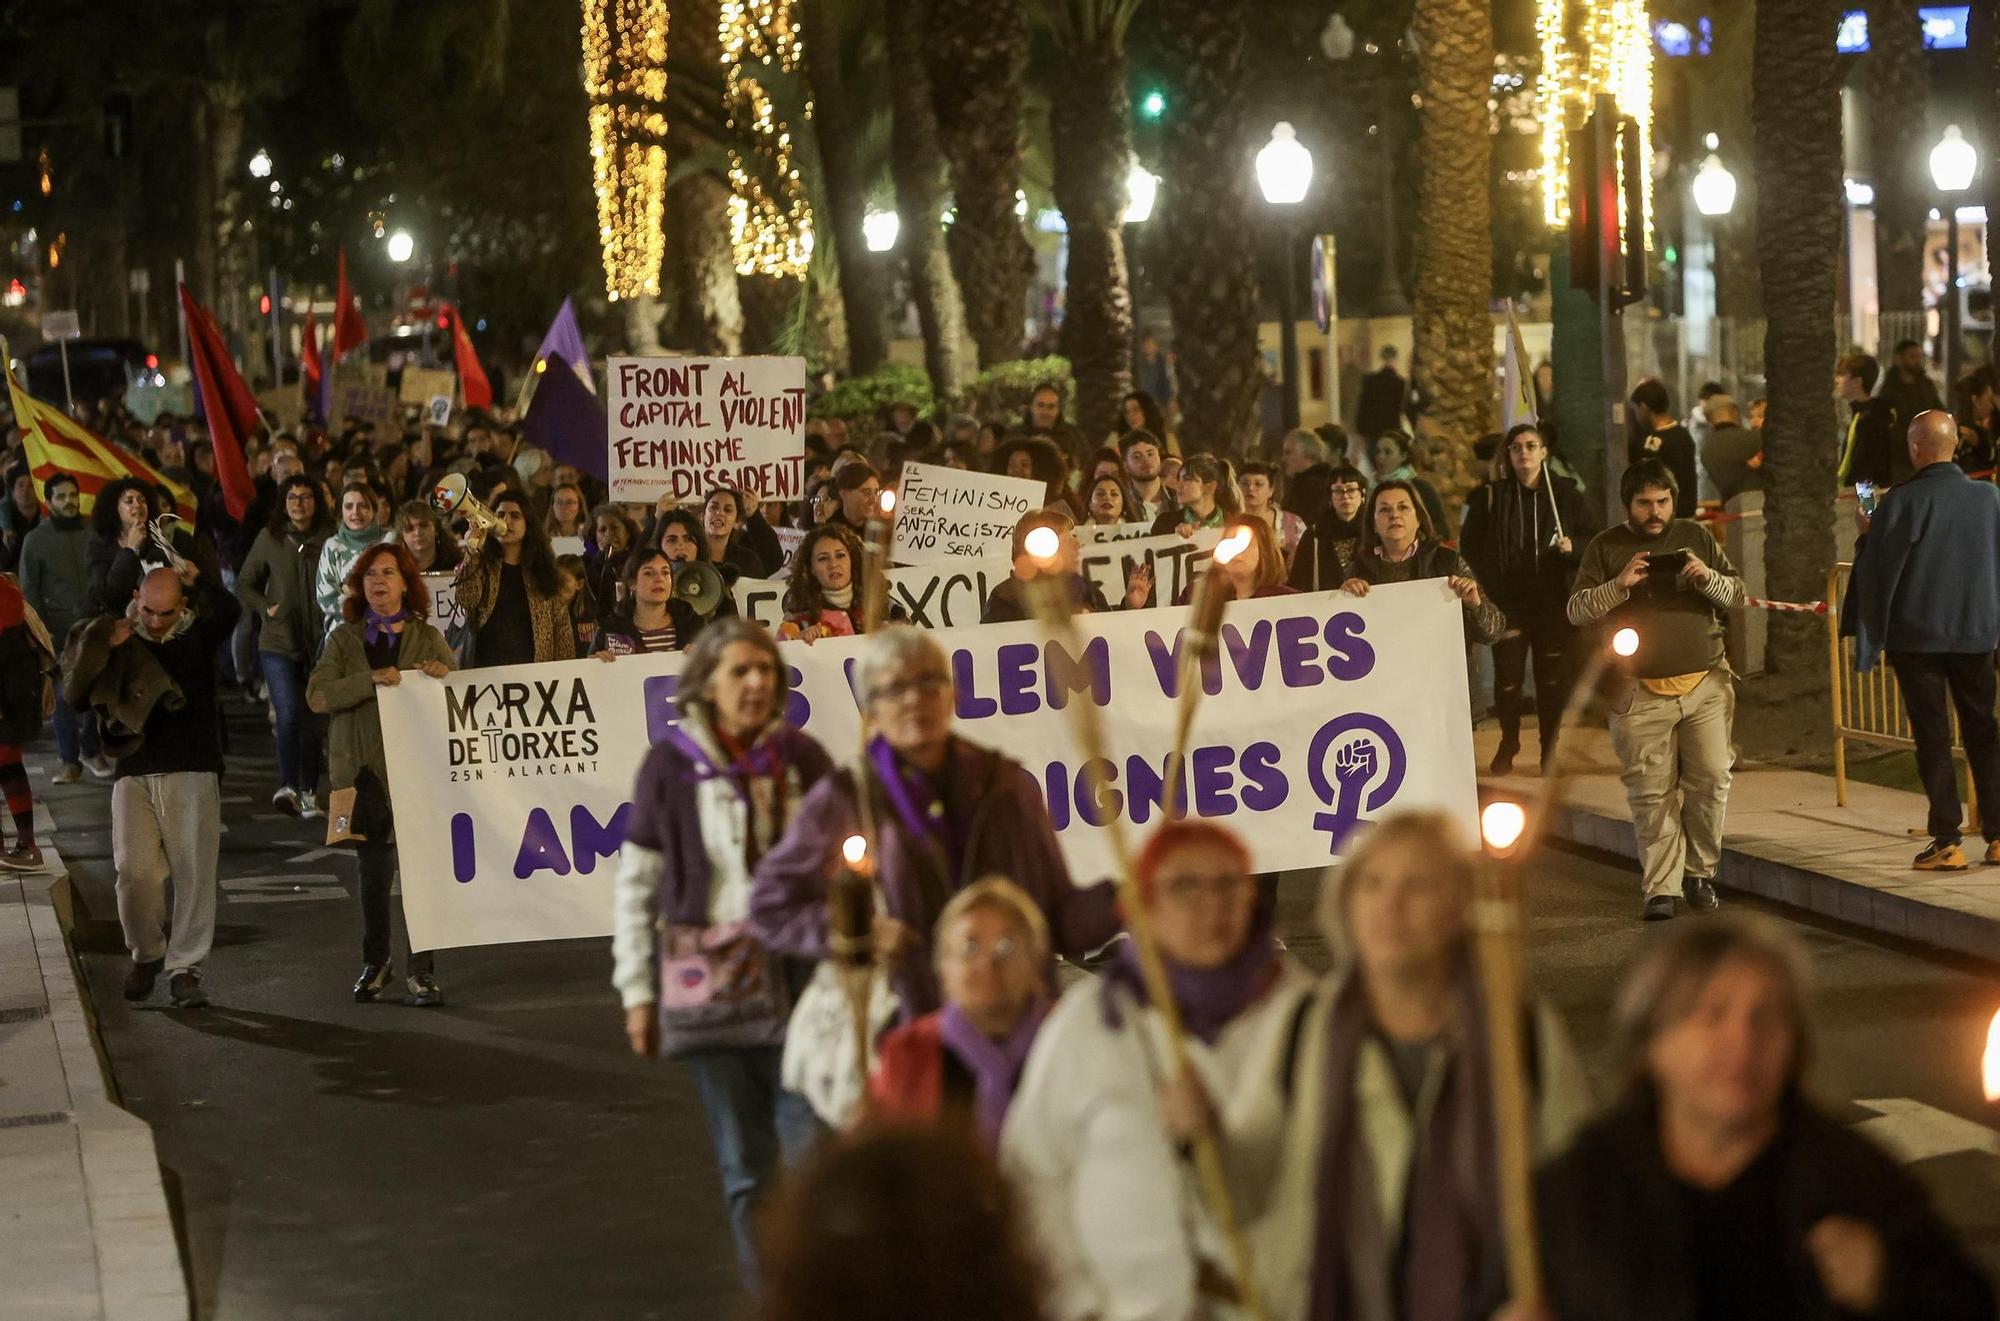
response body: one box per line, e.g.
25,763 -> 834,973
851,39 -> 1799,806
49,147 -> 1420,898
1255,811 -> 1590,1321
1001,819 -> 1311,1321
751,625 -> 1119,1023
868,878 -> 1052,1147
611,618 -> 832,1289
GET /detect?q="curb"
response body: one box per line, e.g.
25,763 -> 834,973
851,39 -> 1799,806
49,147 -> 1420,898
1545,799 -> 2000,963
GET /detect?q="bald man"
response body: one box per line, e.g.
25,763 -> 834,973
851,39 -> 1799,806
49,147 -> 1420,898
106,562 -> 241,1008
1844,409 -> 2000,871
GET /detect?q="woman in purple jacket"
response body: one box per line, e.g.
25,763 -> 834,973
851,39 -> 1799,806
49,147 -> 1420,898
750,625 -> 1121,1023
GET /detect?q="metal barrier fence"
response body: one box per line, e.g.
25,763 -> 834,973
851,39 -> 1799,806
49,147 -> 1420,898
1825,561 -> 1976,823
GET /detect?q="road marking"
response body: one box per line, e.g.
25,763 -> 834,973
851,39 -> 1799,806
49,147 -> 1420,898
1853,1098 -> 2000,1163
285,847 -> 347,864
223,872 -> 346,904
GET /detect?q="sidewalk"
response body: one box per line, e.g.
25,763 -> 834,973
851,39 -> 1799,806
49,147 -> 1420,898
1482,726 -> 2000,961
0,787 -> 186,1320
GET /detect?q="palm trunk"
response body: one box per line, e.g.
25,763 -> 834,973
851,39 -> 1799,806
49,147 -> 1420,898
1155,0 -> 1261,451
926,0 -> 1033,368
1866,0 -> 1929,322
886,0 -> 969,397
1753,0 -> 1843,725
1051,37 -> 1135,444
1410,0 -> 1495,502
1968,0 -> 2000,265
804,0 -> 887,374
667,0 -> 745,356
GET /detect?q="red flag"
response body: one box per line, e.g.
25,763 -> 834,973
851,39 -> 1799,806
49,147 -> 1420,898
301,308 -> 322,397
176,284 -> 259,521
333,246 -> 367,360
448,304 -> 493,410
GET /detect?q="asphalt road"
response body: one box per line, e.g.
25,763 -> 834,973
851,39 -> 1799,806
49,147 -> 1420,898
44,701 -> 2000,1317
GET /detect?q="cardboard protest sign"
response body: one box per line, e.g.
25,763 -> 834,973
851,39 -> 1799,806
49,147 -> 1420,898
891,461 -> 1045,564
399,366 -> 456,406
607,356 -> 808,505
328,377 -> 400,430
379,584 -> 1478,949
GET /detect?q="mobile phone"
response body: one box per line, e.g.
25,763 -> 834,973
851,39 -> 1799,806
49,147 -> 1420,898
1856,481 -> 1879,516
1645,549 -> 1691,576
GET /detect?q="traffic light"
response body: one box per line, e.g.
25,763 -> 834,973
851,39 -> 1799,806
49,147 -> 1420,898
259,293 -> 272,316
1567,95 -> 1646,309
1140,89 -> 1165,120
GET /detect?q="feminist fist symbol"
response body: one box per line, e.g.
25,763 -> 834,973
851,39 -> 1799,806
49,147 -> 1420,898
1308,714 -> 1406,853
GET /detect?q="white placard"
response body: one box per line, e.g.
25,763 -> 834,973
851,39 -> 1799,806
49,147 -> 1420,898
732,575 -> 788,630
378,585 -> 1479,950
607,356 -> 809,505
426,394 -> 453,427
550,536 -> 587,560
419,572 -> 468,631
891,461 -> 1045,565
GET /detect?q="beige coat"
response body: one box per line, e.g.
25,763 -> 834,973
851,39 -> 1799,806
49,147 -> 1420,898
307,619 -> 455,791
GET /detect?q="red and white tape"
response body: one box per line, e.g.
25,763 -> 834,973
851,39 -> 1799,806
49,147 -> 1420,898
1742,596 -> 1828,615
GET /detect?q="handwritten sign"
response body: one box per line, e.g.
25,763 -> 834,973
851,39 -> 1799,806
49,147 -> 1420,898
329,378 -> 400,431
400,366 -> 456,406
420,572 -> 468,632
607,355 -> 808,505
773,525 -> 806,577
892,461 -> 1045,565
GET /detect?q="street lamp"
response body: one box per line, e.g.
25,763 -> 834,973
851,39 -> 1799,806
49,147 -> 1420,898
862,209 -> 899,254
1123,160 -> 1159,225
1256,122 -> 1314,430
1930,124 -> 1977,389
1691,154 -> 1736,218
248,148 -> 272,179
386,230 -> 415,264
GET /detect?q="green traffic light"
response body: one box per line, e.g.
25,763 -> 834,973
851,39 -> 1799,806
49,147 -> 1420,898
1141,90 -> 1166,119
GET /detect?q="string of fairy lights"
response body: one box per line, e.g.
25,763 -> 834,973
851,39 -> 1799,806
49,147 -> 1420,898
1535,0 -> 1654,249
720,0 -> 815,279
581,0 -> 671,302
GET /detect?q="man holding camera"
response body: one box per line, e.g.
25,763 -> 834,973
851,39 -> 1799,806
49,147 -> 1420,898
1568,458 -> 1745,921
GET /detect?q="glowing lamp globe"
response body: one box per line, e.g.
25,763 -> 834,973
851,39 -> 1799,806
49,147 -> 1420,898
1691,155 -> 1736,218
863,209 -> 900,253
1931,125 -> 1977,194
1256,122 -> 1314,206
1124,161 -> 1160,224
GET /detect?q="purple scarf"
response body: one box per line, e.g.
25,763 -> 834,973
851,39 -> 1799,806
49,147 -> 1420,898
938,999 -> 1050,1147
868,736 -> 957,855
663,722 -> 788,806
1100,890 -> 1280,1045
363,608 -> 408,648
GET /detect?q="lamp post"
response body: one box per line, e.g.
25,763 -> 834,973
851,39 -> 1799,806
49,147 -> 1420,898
1930,124 -> 1977,391
1256,122 -> 1314,431
862,209 -> 899,254
1124,157 -> 1159,349
1690,151 -> 1736,326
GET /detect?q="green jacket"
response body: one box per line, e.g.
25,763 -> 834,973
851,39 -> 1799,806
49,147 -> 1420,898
238,526 -> 327,662
307,618 -> 455,793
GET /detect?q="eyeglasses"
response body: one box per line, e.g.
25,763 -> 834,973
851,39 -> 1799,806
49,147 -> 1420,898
868,672 -> 949,704
1158,873 -> 1254,903
941,936 -> 1021,965
1330,484 -> 1365,497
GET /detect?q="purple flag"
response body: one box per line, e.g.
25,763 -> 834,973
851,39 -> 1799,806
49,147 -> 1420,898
522,351 -> 607,481
533,297 -> 593,393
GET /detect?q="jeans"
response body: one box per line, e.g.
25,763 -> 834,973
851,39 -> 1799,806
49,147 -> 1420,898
259,652 -> 321,794
356,837 -> 433,974
1607,673 -> 1735,899
51,688 -> 100,765
1888,651 -> 2000,844
1492,610 -> 1573,757
683,1046 -> 824,1287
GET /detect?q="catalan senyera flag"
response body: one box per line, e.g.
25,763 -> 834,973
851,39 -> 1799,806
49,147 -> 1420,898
1,338 -> 195,523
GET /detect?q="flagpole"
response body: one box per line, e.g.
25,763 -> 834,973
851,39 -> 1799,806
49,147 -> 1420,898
268,266 -> 283,391
174,258 -> 190,379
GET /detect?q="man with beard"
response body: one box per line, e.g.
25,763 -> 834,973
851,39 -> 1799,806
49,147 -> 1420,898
1119,429 -> 1168,524
1568,458 -> 1744,922
1288,464 -> 1368,592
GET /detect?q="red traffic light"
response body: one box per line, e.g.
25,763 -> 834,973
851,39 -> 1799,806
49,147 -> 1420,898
259,294 -> 272,316
436,313 -> 450,330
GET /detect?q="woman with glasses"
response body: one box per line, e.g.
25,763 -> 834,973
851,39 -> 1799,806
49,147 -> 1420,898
1002,819 -> 1311,1321
752,625 -> 1119,1024
869,878 -> 1052,1148
1341,479 -> 1505,647
1288,464 -> 1370,592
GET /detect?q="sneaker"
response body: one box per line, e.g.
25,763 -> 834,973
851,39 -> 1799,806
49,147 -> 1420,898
1985,840 -> 2000,866
83,754 -> 115,780
0,844 -> 43,872
122,957 -> 165,1001
299,791 -> 324,821
1914,839 -> 1970,871
53,762 -> 81,785
403,973 -> 444,1008
1683,875 -> 1720,913
353,962 -> 393,1003
272,786 -> 300,817
167,971 -> 208,1009
1643,895 -> 1677,922
1489,736 -> 1519,777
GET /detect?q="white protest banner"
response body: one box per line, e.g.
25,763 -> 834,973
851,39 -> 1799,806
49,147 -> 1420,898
377,583 -> 1478,950
892,461 -> 1044,564
773,525 -> 806,575
884,556 -> 1012,629
420,572 -> 468,631
733,575 -> 788,630
607,356 -> 808,505
1076,522 -> 1164,545
1077,529 -> 1221,612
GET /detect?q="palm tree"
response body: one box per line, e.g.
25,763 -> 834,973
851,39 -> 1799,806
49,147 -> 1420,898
665,0 -> 747,355
1154,0 -> 1261,451
1752,0 -> 1843,727
1866,0 -> 1929,332
804,0 -> 889,373
1967,2 -> 2000,269
1036,0 -> 1142,441
886,0 -> 970,397
926,0 -> 1035,368
1408,0 -> 1495,498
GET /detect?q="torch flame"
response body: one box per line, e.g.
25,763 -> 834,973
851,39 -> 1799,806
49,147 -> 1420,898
841,834 -> 868,867
1213,526 -> 1253,565
1983,1009 -> 2000,1103
1480,800 -> 1528,852
1612,627 -> 1640,658
878,489 -> 897,515
1023,525 -> 1062,564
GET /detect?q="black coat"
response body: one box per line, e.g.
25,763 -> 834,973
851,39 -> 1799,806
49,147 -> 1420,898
1629,424 -> 1699,518
1458,474 -> 1591,624
1537,1094 -> 1995,1321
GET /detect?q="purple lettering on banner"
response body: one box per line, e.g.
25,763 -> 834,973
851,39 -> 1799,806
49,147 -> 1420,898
570,802 -> 634,873
1075,758 -> 1122,827
1045,635 -> 1111,710
996,642 -> 1041,715
953,648 -> 998,718
1240,742 -> 1288,810
1192,744 -> 1237,815
1274,615 -> 1323,688
1143,628 -> 1224,698
1042,762 -> 1071,830
1124,753 -> 1185,826
451,812 -> 477,883
1222,620 -> 1274,690
1323,612 -> 1375,679
514,808 -> 574,877
783,666 -> 809,727
642,674 -> 681,744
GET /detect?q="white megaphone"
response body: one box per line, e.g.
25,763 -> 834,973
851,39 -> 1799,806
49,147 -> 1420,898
671,560 -> 727,618
430,472 -> 504,539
